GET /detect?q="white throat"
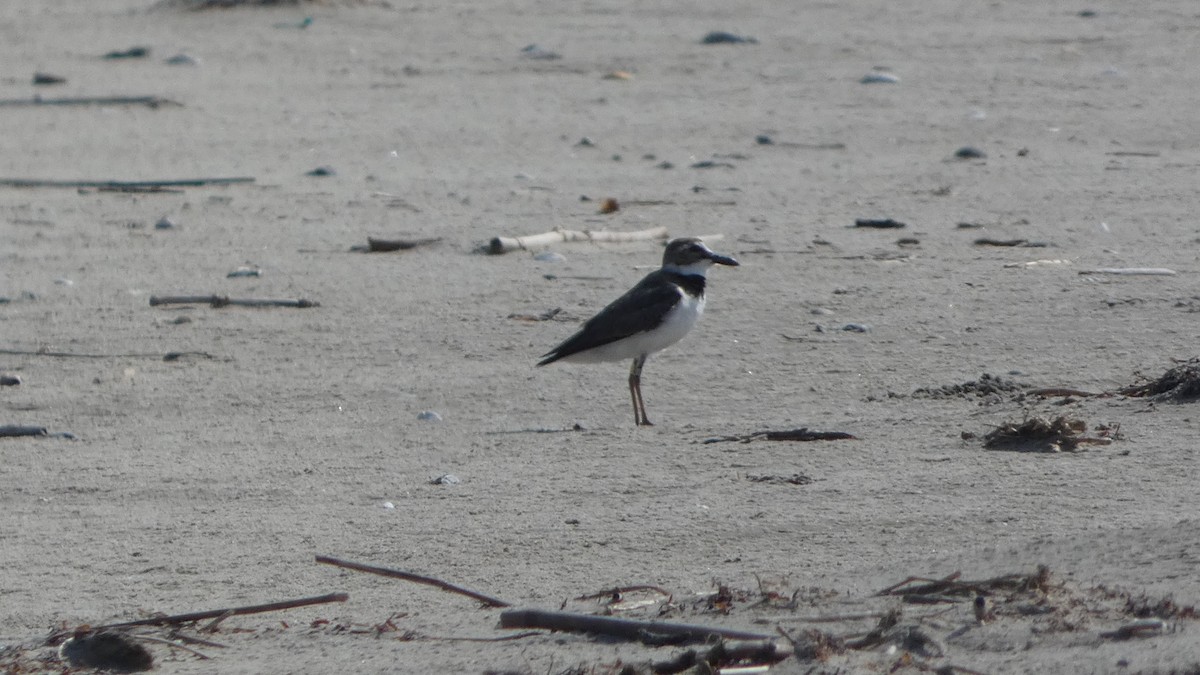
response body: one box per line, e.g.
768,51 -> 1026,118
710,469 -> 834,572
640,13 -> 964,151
663,260 -> 713,277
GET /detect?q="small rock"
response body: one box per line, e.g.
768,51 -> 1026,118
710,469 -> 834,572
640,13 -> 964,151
755,134 -> 774,145
0,374 -> 21,386
227,266 -> 262,278
655,161 -> 674,170
955,146 -> 987,159
306,166 -> 336,177
860,71 -> 900,84
103,46 -> 149,59
32,72 -> 66,85
59,631 -> 152,672
701,31 -> 758,45
154,216 -> 177,230
381,501 -> 395,509
417,410 -> 443,422
520,44 -> 561,60
842,323 -> 871,333
165,53 -> 200,66
575,136 -> 595,147
430,473 -> 460,485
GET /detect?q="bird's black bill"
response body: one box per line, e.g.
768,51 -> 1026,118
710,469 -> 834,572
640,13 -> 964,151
709,252 -> 739,267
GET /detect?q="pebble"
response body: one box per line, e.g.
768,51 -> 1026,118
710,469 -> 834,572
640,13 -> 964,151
842,323 -> 872,333
755,134 -> 774,145
860,71 -> 900,84
0,374 -> 21,386
227,266 -> 262,278
417,410 -> 443,422
306,166 -> 336,177
430,473 -> 460,485
381,501 -> 395,510
32,72 -> 66,85
701,31 -> 758,45
520,44 -> 561,60
154,216 -> 177,230
955,146 -> 987,159
165,53 -> 200,66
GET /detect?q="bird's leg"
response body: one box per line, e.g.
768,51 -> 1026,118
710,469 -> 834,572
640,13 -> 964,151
629,355 -> 652,426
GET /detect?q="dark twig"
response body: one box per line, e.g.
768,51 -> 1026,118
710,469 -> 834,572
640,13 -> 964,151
0,348 -> 211,360
0,177 -> 253,189
52,592 -> 349,639
315,555 -> 512,608
0,96 -> 180,108
704,428 -> 857,444
575,585 -> 673,602
498,608 -> 774,644
149,295 -> 318,308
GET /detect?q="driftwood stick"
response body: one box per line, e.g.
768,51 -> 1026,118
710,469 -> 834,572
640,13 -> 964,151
315,555 -> 511,608
149,295 -> 318,308
0,425 -> 48,438
575,585 -> 673,601
0,348 -> 210,360
1078,267 -> 1177,276
487,226 -> 669,254
75,592 -> 349,632
364,236 -> 442,252
0,177 -> 253,189
498,608 -> 774,643
0,96 -> 180,108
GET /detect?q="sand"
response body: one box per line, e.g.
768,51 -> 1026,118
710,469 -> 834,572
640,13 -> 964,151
2,1 -> 1199,673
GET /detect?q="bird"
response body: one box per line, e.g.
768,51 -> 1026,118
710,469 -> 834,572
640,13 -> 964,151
537,237 -> 739,426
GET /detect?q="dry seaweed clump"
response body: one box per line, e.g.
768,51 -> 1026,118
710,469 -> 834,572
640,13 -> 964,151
911,372 -> 1025,400
1119,357 -> 1200,401
983,416 -> 1118,452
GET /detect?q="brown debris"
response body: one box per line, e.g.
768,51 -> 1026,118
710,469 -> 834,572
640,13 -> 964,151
1118,357 -> 1200,401
704,428 -> 857,444
983,416 -> 1118,453
911,373 -> 1025,400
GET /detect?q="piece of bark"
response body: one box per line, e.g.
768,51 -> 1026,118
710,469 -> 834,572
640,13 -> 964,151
498,608 -> 774,644
486,226 -> 669,255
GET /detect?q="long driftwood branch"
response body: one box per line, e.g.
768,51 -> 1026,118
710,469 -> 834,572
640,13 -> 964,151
486,226 -> 669,255
149,295 -> 318,308
498,608 -> 775,644
315,555 -> 511,608
0,96 -> 180,108
0,177 -> 254,189
58,592 -> 348,636
0,425 -> 48,438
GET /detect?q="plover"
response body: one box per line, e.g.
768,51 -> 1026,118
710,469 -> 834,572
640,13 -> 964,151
538,237 -> 739,426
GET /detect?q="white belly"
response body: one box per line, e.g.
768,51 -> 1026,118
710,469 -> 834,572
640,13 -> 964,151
563,293 -> 705,363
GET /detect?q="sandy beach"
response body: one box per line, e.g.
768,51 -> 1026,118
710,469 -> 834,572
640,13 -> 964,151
2,1 -> 1199,672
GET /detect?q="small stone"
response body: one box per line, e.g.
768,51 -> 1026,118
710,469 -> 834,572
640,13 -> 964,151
755,134 -> 774,145
430,473 -> 460,485
154,216 -> 177,230
306,166 -> 336,177
860,71 -> 900,84
417,410 -> 443,422
955,146 -> 987,159
32,72 -> 66,85
842,323 -> 871,333
701,31 -> 758,45
655,161 -> 674,170
227,266 -> 262,278
520,44 -> 561,60
382,501 -> 395,509
575,136 -> 594,147
0,374 -> 21,386
165,53 -> 200,66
